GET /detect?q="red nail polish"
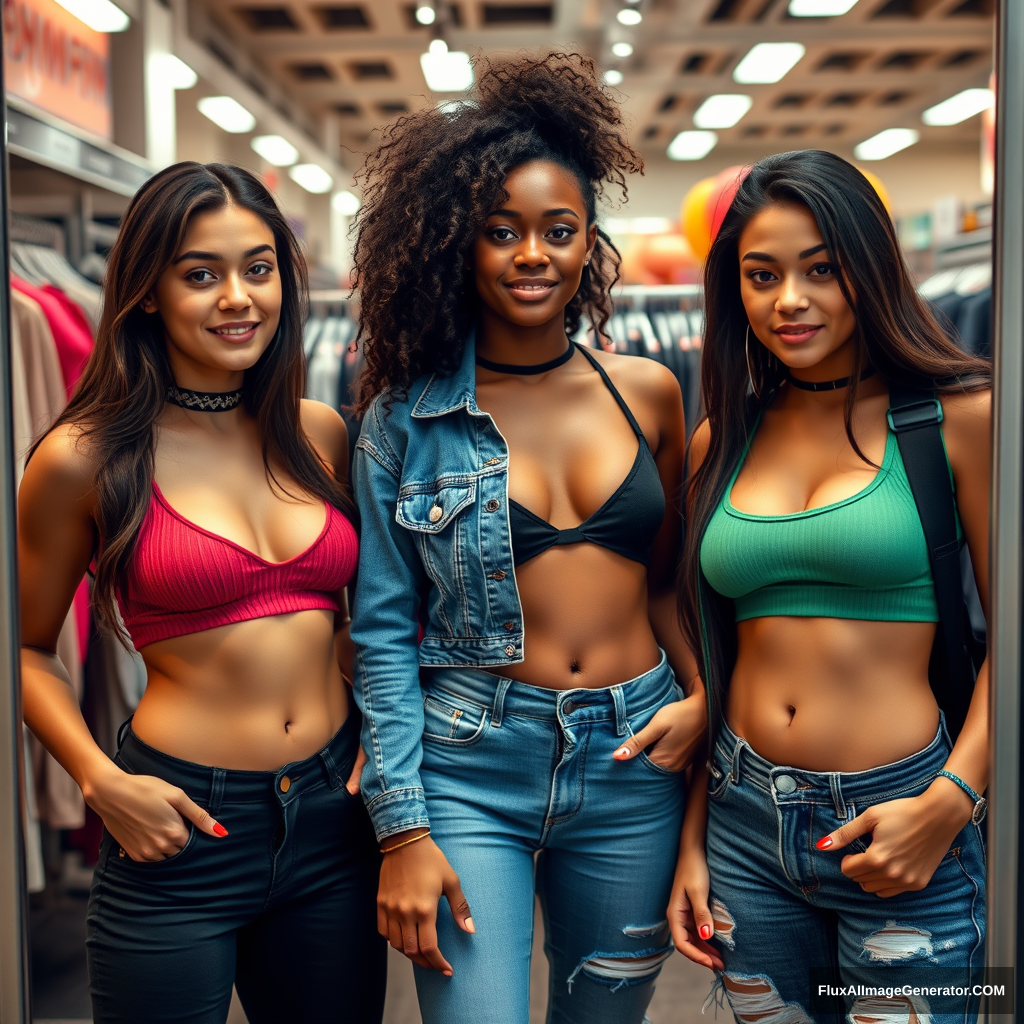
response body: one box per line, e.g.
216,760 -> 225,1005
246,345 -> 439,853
816,836 -> 833,850
699,924 -> 712,940
213,823 -> 228,837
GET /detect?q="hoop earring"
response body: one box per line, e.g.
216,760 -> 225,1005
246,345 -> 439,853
745,324 -> 761,399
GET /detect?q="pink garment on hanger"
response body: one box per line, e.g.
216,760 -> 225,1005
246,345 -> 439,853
11,276 -> 93,393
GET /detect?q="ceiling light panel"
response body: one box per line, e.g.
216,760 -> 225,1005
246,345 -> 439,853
604,69 -> 624,85
693,94 -> 753,128
155,54 -> 197,90
251,134 -> 299,165
197,96 -> 256,133
333,191 -> 361,214
611,42 -> 634,58
733,43 -> 806,84
789,0 -> 859,14
421,40 -> 474,92
921,88 -> 993,125
667,130 -> 718,160
53,0 -> 129,31
853,127 -> 919,160
617,7 -> 642,25
289,163 -> 334,193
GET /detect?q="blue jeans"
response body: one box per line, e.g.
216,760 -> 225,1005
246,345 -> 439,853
705,717 -> 986,1024
414,653 -> 686,1024
86,714 -> 386,1024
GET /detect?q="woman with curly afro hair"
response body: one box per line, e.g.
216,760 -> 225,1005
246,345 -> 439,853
349,52 -> 705,1023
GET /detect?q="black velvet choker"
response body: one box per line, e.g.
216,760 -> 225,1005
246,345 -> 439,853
476,342 -> 575,376
787,368 -> 875,392
166,385 -> 244,411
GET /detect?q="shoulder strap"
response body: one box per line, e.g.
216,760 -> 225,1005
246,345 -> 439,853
887,382 -> 973,737
574,345 -> 646,441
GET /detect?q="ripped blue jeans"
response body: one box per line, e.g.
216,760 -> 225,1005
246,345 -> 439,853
413,653 -> 685,1024
706,716 -> 986,1024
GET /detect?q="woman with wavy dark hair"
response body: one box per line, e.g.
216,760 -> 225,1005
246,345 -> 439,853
669,150 -> 990,1023
19,162 -> 385,1024
349,53 -> 705,1023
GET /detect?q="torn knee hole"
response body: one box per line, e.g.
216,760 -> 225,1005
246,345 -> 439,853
861,923 -> 934,964
722,972 -> 813,1024
711,898 -> 737,949
583,950 -> 672,981
850,993 -> 929,1024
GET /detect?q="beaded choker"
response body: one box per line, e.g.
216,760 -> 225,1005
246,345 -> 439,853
787,368 -> 875,393
476,342 -> 574,376
166,385 -> 244,412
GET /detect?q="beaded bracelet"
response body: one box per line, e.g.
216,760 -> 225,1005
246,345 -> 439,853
381,830 -> 430,855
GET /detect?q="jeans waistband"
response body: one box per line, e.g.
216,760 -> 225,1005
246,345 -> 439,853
116,712 -> 360,810
423,651 -> 675,735
712,714 -> 951,808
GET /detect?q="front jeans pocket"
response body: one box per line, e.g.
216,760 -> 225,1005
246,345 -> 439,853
422,690 -> 490,746
101,823 -> 198,870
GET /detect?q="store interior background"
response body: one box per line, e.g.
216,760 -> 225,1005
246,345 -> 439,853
5,0 -> 994,1021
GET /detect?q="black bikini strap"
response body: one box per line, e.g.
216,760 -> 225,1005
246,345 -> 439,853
574,344 -> 645,441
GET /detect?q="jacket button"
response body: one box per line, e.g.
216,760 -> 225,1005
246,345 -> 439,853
503,621 -> 515,631
488,569 -> 507,581
429,505 -> 443,523
504,644 -> 516,657
484,458 -> 502,466
485,499 -> 500,512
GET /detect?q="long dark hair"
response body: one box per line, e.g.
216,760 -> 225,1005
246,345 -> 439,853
45,161 -> 354,640
681,149 -> 991,737
352,51 -> 643,414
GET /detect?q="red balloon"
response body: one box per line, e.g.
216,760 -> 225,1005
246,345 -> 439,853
705,165 -> 750,245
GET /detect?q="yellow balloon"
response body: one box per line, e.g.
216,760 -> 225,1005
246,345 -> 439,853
681,177 -> 718,260
857,167 -> 892,214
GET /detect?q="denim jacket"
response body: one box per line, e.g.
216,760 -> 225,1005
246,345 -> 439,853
350,335 -> 526,841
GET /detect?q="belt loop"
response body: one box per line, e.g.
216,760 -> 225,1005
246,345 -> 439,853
611,685 -> 628,737
320,748 -> 342,790
829,774 -> 847,820
208,768 -> 226,817
491,677 -> 512,728
116,715 -> 134,752
730,737 -> 745,785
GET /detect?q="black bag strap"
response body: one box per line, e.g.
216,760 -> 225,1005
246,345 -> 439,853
887,383 -> 973,737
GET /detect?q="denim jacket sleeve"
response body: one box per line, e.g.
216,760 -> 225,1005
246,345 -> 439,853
350,398 -> 431,843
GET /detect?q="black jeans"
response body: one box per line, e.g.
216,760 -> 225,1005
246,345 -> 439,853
86,713 -> 386,1024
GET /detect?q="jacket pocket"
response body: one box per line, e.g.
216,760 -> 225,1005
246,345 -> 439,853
422,690 -> 490,746
397,477 -> 477,534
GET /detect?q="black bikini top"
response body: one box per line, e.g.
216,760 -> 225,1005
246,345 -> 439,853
508,345 -> 665,567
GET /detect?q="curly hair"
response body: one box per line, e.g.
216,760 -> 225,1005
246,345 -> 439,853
352,51 -> 643,413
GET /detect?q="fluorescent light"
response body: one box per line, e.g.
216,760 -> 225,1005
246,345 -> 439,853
420,40 -> 474,92
604,69 -> 624,86
788,0 -> 859,14
160,54 -> 197,90
733,42 -> 805,84
332,191 -> 361,215
611,42 -> 633,58
197,96 -> 256,134
251,135 -> 299,166
53,0 -> 128,31
667,130 -> 718,161
693,94 -> 753,129
415,4 -> 435,24
289,163 -> 334,194
617,7 -> 642,24
853,127 -> 919,161
922,88 -> 994,126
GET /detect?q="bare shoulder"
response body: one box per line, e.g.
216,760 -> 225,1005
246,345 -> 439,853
587,347 -> 682,410
689,419 -> 712,474
940,388 -> 991,459
25,423 -> 99,495
300,399 -> 349,474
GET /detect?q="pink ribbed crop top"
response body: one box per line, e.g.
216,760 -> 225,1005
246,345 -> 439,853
117,482 -> 358,649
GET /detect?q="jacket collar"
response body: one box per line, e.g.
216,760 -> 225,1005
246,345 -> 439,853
411,329 -> 480,418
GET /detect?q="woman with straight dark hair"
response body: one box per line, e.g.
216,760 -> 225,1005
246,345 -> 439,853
19,161 -> 385,1024
669,150 -> 990,1023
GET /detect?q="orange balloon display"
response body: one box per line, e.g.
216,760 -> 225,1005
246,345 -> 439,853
857,167 -> 892,214
639,233 -> 698,283
681,176 -> 718,260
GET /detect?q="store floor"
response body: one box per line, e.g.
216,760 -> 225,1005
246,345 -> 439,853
31,887 -> 732,1024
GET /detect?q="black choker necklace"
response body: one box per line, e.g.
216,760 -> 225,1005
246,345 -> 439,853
476,342 -> 575,376
166,385 -> 244,411
787,368 -> 875,393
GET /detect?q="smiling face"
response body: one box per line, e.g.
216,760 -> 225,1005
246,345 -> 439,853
473,159 -> 598,331
738,202 -> 858,379
143,202 -> 282,389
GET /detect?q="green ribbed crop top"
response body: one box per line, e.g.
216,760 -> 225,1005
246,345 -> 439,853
700,417 -> 959,623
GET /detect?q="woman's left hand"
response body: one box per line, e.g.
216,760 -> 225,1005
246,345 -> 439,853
815,780 -> 975,897
346,744 -> 368,796
613,694 -> 707,773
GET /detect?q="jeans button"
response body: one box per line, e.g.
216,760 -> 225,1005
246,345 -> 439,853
563,699 -> 576,715
775,774 -> 797,794
280,776 -> 291,793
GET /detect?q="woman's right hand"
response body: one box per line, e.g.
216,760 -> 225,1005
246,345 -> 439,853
85,765 -> 227,862
377,831 -> 475,976
668,841 -> 724,972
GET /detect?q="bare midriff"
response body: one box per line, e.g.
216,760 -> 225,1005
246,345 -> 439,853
130,608 -> 348,770
727,616 -> 939,772
497,545 -> 661,691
